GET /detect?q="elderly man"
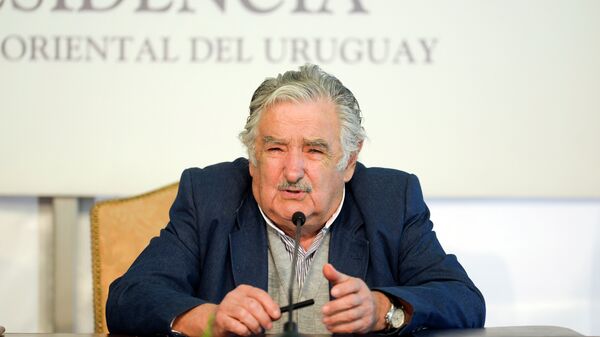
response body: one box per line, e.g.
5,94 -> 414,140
106,64 -> 485,336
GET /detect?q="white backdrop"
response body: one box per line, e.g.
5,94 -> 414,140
2,2 -> 600,335
1,1 -> 599,197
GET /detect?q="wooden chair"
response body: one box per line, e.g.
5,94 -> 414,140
90,182 -> 179,333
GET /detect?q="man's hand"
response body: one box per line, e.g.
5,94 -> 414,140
213,285 -> 281,336
173,285 -> 281,337
321,263 -> 391,333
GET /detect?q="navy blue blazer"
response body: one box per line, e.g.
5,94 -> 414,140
106,158 -> 485,335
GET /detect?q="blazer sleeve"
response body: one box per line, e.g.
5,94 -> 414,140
373,174 -> 486,334
106,169 -> 206,335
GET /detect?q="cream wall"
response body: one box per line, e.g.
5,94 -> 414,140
0,198 -> 42,331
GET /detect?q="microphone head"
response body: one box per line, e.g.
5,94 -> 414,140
292,211 -> 306,226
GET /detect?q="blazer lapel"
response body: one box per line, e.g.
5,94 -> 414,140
229,194 -> 269,291
228,188 -> 369,290
329,193 -> 370,280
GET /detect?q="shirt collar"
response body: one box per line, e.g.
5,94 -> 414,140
258,187 -> 346,237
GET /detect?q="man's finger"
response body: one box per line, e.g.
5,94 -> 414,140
243,297 -> 274,330
322,295 -> 377,334
323,263 -> 350,285
331,278 -> 364,298
215,310 -> 251,337
322,293 -> 362,316
233,305 -> 263,335
216,285 -> 281,336
243,285 -> 281,319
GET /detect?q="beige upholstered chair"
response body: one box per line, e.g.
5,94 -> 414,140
90,182 -> 179,333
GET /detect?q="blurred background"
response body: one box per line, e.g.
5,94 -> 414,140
1,0 -> 599,335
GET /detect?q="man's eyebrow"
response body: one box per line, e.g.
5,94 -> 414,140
304,138 -> 330,150
263,136 -> 287,145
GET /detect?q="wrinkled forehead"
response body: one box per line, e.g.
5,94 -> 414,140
255,100 -> 342,147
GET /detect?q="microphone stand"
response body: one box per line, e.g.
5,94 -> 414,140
280,212 -> 306,337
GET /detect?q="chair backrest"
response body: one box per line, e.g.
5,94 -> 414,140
90,182 -> 179,333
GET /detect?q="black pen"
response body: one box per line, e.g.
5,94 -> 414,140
279,299 -> 315,313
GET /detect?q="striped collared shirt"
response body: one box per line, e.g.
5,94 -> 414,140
258,188 -> 345,289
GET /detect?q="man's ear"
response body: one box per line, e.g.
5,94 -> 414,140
249,159 -> 256,178
343,141 -> 363,182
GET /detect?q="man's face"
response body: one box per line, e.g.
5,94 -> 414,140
249,99 -> 358,236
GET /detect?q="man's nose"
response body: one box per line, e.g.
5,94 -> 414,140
284,150 -> 305,183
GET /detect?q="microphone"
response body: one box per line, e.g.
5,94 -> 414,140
281,211 -> 310,337
292,211 -> 305,228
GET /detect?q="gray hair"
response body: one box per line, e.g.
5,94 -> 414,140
239,64 -> 366,170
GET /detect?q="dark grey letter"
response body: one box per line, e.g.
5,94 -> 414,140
241,0 -> 282,13
136,38 -> 158,62
293,0 -> 367,14
178,0 -> 194,13
290,38 -> 310,63
11,0 -> 42,11
190,37 -> 213,62
52,0 -> 73,11
211,0 -> 225,12
65,36 -> 83,61
314,38 -> 336,63
161,37 -> 178,62
348,0 -> 367,13
264,38 -> 286,63
80,0 -> 123,11
30,35 -> 49,61
392,40 -> 414,64
1,35 -> 26,61
113,36 -> 133,62
367,38 -> 389,64
340,38 -> 362,64
420,38 -> 437,64
136,0 -> 173,12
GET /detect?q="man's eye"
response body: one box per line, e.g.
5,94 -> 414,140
308,148 -> 324,154
267,147 -> 283,152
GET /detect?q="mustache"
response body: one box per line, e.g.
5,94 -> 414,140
278,180 -> 313,193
